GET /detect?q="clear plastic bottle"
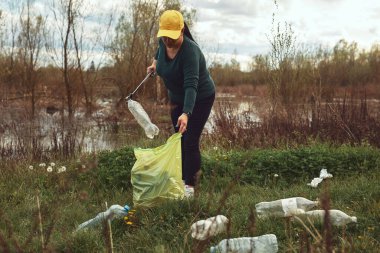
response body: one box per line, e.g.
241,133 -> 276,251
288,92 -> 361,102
255,197 -> 319,218
210,234 -> 278,253
302,209 -> 357,226
191,215 -> 228,240
76,204 -> 130,231
127,99 -> 159,139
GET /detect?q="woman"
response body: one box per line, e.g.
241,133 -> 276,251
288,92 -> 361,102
147,10 -> 215,198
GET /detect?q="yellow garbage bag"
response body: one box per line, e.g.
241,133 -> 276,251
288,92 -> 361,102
131,133 -> 185,207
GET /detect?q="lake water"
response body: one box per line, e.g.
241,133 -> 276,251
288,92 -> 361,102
0,94 -> 261,154
1,94 -> 379,155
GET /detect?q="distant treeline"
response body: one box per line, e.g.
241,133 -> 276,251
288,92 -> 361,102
0,0 -> 379,120
211,39 -> 380,89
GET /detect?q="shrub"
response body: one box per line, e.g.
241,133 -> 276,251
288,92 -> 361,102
96,146 -> 136,190
95,144 -> 380,189
202,145 -> 380,185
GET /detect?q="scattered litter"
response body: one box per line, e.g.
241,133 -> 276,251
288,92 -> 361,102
299,209 -> 357,226
255,197 -> 319,218
127,99 -> 159,139
307,169 -> 333,188
307,177 -> 323,188
191,215 -> 228,240
76,204 -> 130,232
319,169 -> 333,179
210,234 -> 278,253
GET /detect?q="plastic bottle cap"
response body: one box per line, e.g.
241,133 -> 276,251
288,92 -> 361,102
124,204 -> 130,212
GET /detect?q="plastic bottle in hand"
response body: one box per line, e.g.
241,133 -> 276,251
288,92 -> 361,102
127,99 -> 159,139
210,234 -> 278,253
255,197 -> 319,218
302,209 -> 357,226
76,204 -> 130,231
191,215 -> 228,240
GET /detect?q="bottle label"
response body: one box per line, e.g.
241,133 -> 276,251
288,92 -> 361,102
281,198 -> 298,216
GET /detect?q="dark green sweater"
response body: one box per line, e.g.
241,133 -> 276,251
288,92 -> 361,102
155,36 -> 215,114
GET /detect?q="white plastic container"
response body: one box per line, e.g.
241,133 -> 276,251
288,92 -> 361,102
76,204 -> 130,231
210,234 -> 278,253
302,209 -> 357,226
255,197 -> 319,218
128,99 -> 159,139
307,169 -> 333,188
191,215 -> 228,240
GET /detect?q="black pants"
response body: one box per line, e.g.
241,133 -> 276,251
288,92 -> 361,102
171,93 -> 215,186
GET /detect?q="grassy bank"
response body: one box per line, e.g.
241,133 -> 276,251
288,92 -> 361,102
0,144 -> 379,252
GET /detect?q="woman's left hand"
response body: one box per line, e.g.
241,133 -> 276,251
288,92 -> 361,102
177,113 -> 189,134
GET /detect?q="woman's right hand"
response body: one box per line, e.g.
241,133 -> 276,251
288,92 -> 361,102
147,60 -> 157,75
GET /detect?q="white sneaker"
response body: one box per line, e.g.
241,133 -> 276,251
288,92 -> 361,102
184,185 -> 194,198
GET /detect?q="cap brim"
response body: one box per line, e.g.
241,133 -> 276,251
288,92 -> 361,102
157,29 -> 181,39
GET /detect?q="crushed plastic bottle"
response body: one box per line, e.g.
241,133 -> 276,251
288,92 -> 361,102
127,99 -> 159,139
301,209 -> 357,226
307,168 -> 333,188
307,177 -> 323,188
76,204 -> 130,231
255,197 -> 319,218
319,169 -> 333,179
210,234 -> 278,253
191,215 -> 228,240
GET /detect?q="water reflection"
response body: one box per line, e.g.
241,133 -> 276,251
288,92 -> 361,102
0,94 -> 260,154
2,94 -> 379,154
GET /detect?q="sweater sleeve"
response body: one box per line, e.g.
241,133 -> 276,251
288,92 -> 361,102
182,48 -> 200,114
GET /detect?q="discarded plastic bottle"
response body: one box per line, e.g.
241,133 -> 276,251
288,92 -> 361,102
302,209 -> 357,226
210,234 -> 278,253
255,197 -> 319,218
127,99 -> 159,139
191,215 -> 228,240
307,169 -> 333,188
76,204 -> 130,231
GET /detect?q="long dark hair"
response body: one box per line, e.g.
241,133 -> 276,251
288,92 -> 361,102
184,22 -> 196,44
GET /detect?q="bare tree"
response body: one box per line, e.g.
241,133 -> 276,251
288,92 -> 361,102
17,0 -> 45,118
48,0 -> 114,117
108,0 -> 196,102
0,1 -> 22,103
47,0 -> 78,120
267,1 -> 297,111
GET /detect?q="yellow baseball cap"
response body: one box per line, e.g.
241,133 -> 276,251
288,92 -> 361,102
157,10 -> 184,39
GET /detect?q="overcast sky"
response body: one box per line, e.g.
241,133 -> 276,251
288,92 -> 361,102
185,0 -> 380,69
1,0 -> 379,70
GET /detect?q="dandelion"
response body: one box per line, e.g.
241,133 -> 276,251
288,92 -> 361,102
124,216 -> 133,225
50,162 -> 56,167
28,165 -> 34,170
57,166 -> 66,173
47,166 -> 53,173
39,163 -> 46,167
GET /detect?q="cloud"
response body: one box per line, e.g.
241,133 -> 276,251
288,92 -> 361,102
369,27 -> 378,35
2,0 -> 380,70
189,0 -> 276,19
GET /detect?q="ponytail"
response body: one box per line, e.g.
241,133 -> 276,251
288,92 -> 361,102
184,22 -> 197,44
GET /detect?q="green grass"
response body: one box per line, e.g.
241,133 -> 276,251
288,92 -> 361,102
0,145 -> 379,252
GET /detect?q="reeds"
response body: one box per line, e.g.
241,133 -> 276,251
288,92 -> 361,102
210,92 -> 380,149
